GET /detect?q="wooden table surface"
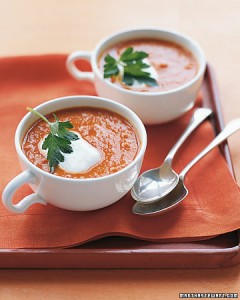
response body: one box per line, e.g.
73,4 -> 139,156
0,0 -> 240,298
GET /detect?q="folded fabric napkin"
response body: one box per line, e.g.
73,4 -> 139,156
0,54 -> 240,249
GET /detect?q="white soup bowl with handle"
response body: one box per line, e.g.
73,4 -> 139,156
2,96 -> 147,214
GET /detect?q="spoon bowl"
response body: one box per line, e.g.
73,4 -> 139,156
132,177 -> 187,216
131,161 -> 179,203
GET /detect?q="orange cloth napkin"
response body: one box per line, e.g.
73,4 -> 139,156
0,54 -> 240,249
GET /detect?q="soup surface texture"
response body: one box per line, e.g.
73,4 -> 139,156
98,39 -> 198,92
22,107 -> 140,179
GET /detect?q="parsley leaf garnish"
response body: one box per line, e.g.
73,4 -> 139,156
27,107 -> 79,173
103,47 -> 158,86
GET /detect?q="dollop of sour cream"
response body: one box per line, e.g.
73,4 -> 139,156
38,132 -> 101,174
142,58 -> 158,82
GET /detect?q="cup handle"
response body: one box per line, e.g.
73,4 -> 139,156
2,170 -> 47,214
66,51 -> 94,82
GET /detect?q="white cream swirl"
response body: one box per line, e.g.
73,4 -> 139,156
38,132 -> 101,174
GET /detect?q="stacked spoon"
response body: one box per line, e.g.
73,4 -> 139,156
131,108 -> 240,216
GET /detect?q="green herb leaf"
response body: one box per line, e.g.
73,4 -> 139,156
103,54 -> 119,78
27,107 -> 79,173
103,47 -> 158,86
124,63 -> 150,77
129,76 -> 159,87
122,74 -> 134,86
120,47 -> 148,63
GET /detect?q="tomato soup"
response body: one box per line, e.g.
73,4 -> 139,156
22,107 -> 140,179
98,39 -> 198,92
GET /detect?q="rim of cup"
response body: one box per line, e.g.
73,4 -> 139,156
15,95 -> 147,182
91,27 -> 206,96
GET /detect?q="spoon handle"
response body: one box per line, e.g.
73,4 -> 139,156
165,108 -> 212,165
180,118 -> 240,178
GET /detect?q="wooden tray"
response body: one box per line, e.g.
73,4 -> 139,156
1,65 -> 239,268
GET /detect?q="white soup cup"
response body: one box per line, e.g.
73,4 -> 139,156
2,96 -> 147,214
66,28 -> 206,124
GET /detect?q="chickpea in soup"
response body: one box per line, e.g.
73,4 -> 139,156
22,107 -> 140,179
99,39 -> 198,93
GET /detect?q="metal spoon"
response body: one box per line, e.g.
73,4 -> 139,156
131,108 -> 212,203
132,118 -> 240,216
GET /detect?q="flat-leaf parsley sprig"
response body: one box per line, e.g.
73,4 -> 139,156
27,107 -> 79,173
103,47 -> 158,86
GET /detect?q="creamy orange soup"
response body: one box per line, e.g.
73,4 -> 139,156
22,107 -> 140,179
98,39 -> 198,92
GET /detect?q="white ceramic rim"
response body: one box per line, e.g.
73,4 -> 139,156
91,27 -> 206,96
15,95 -> 147,182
